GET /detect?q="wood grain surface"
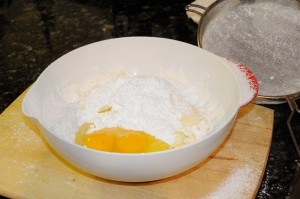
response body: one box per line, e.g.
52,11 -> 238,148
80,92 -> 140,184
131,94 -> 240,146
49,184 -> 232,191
0,90 -> 273,199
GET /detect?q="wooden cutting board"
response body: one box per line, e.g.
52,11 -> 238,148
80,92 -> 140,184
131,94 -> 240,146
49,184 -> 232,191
0,89 -> 273,199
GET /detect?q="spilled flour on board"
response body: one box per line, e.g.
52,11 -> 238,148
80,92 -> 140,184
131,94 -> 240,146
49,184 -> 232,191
203,165 -> 261,199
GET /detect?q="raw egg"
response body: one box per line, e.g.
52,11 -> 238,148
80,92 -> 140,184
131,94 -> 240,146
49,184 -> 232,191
75,123 -> 170,153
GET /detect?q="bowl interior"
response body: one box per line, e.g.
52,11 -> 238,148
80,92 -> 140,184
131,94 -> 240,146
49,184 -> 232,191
22,37 -> 240,147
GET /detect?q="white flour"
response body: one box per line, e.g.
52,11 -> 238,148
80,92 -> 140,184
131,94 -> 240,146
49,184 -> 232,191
203,165 -> 260,199
52,74 -> 221,146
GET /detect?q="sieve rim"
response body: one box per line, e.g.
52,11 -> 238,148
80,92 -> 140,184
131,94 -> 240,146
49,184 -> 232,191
255,93 -> 300,104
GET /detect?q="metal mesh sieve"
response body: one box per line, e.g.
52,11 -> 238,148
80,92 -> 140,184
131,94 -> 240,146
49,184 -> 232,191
186,0 -> 300,188
187,0 -> 300,104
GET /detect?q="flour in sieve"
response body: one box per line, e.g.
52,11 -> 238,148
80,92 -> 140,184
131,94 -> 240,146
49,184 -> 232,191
201,0 -> 300,97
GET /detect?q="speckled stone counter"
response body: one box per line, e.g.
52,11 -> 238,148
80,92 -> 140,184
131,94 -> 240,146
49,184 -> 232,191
1,0 -> 300,198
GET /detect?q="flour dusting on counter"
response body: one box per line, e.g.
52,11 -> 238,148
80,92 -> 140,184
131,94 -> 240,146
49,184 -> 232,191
203,165 -> 261,199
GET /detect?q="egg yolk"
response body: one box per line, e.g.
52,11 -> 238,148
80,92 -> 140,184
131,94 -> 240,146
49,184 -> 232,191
75,124 -> 170,153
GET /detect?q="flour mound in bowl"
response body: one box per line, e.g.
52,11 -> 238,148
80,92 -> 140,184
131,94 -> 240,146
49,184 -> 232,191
51,73 -> 224,150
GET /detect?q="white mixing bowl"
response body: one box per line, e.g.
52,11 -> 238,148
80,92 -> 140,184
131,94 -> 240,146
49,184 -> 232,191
22,37 -> 242,182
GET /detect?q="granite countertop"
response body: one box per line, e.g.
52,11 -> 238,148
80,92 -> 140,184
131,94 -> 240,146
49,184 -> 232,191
1,0 -> 300,198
